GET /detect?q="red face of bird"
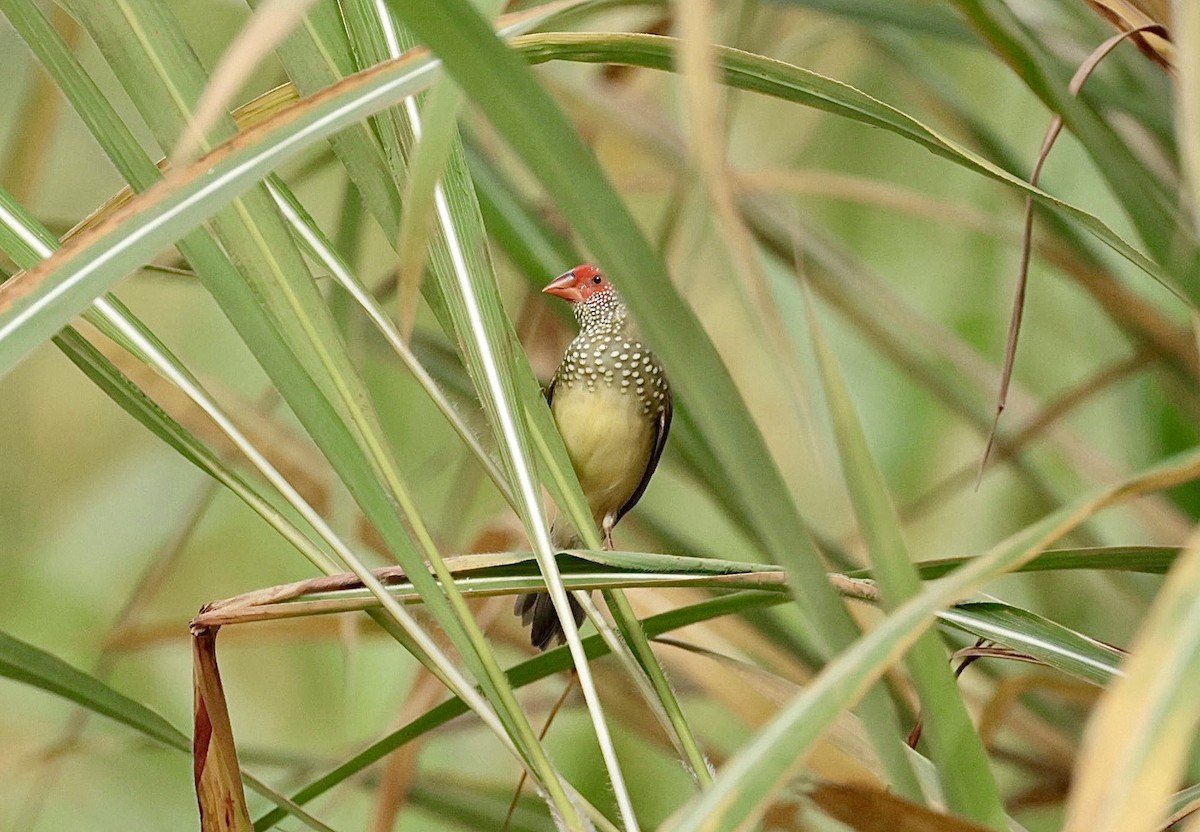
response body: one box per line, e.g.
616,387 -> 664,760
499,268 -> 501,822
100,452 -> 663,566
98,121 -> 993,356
542,264 -> 612,305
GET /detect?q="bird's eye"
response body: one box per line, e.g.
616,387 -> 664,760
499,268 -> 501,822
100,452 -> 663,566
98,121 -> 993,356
592,275 -> 602,284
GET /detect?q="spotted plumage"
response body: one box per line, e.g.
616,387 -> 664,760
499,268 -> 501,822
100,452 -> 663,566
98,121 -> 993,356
515,265 -> 672,649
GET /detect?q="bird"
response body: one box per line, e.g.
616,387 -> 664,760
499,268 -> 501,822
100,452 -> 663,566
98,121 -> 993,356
514,264 -> 672,650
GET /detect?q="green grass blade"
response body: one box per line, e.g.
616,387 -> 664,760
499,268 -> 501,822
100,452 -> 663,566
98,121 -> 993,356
514,32 -> 1183,304
0,628 -> 334,831
0,627 -> 189,751
805,297 -> 1005,828
897,546 -> 1184,579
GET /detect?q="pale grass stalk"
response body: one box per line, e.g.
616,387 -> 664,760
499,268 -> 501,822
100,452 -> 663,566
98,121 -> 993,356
370,2 -> 639,826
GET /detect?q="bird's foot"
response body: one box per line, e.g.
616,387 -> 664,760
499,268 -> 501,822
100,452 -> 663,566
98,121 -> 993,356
602,517 -> 615,551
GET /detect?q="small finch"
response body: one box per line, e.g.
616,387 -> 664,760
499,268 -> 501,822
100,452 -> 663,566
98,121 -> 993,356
515,265 -> 672,649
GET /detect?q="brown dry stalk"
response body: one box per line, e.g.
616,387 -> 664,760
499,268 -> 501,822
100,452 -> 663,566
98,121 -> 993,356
980,23 -> 1171,484
190,552 -> 790,630
192,626 -> 253,831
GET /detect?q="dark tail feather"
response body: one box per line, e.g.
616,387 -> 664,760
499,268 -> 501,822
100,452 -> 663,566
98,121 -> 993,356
513,591 -> 587,650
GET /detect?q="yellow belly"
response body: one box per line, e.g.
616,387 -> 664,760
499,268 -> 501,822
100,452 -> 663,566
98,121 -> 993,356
551,382 -> 655,526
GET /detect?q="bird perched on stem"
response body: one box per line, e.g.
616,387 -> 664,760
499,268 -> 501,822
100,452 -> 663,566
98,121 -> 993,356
515,265 -> 672,649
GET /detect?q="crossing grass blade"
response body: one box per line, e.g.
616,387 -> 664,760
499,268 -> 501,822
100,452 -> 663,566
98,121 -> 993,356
512,32 -> 1182,302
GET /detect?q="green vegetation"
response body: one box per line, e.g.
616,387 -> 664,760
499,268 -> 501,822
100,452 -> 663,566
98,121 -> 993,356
0,1 -> 1196,830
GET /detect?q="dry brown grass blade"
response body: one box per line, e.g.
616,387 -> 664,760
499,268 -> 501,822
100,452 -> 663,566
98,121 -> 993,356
806,780 -> 994,832
978,23 -> 1170,485
191,563 -> 789,628
173,0 -> 319,164
1083,1 -> 1174,68
192,626 -> 252,832
0,5 -> 80,204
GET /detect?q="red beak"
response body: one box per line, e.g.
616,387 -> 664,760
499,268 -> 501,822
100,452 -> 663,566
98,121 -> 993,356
542,270 -> 583,303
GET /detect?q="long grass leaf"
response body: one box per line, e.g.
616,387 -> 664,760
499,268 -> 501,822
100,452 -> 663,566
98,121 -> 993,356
345,2 -> 628,822
893,546 -> 1184,579
805,297 -> 1005,828
515,32 -> 1183,303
